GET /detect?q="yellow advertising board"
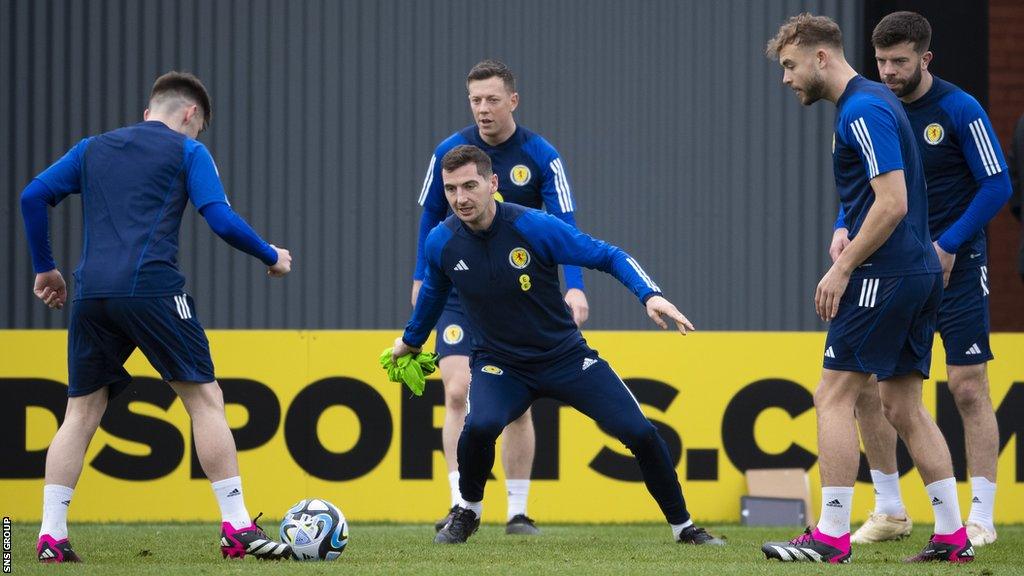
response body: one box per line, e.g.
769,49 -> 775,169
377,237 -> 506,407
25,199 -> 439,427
1,330 -> 1021,524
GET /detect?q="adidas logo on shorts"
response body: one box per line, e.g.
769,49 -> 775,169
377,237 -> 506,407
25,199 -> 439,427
173,294 -> 193,319
824,346 -> 836,359
582,358 -> 598,371
965,343 -> 982,355
858,278 -> 880,308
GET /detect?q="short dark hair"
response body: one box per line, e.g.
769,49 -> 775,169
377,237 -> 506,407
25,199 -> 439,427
150,71 -> 212,131
766,13 -> 843,59
466,59 -> 516,93
441,145 -> 493,177
872,11 -> 931,54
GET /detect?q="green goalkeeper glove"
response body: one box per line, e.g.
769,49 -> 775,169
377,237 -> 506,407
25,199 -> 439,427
379,347 -> 439,396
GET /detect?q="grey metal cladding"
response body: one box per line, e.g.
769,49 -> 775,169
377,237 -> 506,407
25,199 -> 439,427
2,0 -> 861,330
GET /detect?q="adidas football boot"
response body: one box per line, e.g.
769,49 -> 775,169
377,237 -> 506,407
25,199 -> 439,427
965,520 -> 997,547
434,506 -> 458,533
676,524 -> 726,545
762,528 -> 851,563
851,511 -> 912,543
434,506 -> 480,544
904,527 -> 975,563
37,535 -> 81,563
505,514 -> 540,535
221,512 -> 292,560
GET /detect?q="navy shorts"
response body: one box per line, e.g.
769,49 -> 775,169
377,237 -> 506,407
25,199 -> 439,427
434,306 -> 476,359
823,272 -> 942,381
938,265 -> 992,366
465,346 -> 642,424
68,294 -> 216,398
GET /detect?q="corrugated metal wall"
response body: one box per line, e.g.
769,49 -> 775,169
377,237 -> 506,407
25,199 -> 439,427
1,0 -> 862,330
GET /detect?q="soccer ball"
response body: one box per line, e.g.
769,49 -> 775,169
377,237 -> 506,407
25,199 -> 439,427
279,498 -> 349,561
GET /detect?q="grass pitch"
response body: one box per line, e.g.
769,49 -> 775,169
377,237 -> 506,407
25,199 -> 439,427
10,522 -> 1021,575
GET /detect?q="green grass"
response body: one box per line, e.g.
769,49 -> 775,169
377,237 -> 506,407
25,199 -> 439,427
10,522 -> 1021,575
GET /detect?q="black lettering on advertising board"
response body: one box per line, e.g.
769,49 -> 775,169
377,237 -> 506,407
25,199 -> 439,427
190,378 -> 281,479
0,379 -> 67,478
92,378 -> 183,480
721,379 -> 817,472
284,378 -> 392,480
2,377 -> 1021,482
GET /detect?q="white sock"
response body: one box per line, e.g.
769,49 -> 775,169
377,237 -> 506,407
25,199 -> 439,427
448,471 -> 461,507
967,476 -> 996,531
506,479 -> 530,520
869,470 -> 906,516
39,484 -> 74,540
461,499 -> 482,517
211,476 -> 251,530
670,519 -> 694,540
817,486 -> 854,537
925,477 -> 962,535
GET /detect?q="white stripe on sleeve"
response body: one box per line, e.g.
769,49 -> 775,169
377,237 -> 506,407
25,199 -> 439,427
556,158 -> 574,212
549,158 -> 574,213
857,118 -> 880,177
417,155 -> 437,206
969,119 -> 1001,176
968,120 -> 995,176
626,257 -> 661,292
978,121 -> 1003,174
850,117 -> 879,178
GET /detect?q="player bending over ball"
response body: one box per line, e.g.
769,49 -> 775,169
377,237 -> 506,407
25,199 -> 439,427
393,144 -> 724,547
